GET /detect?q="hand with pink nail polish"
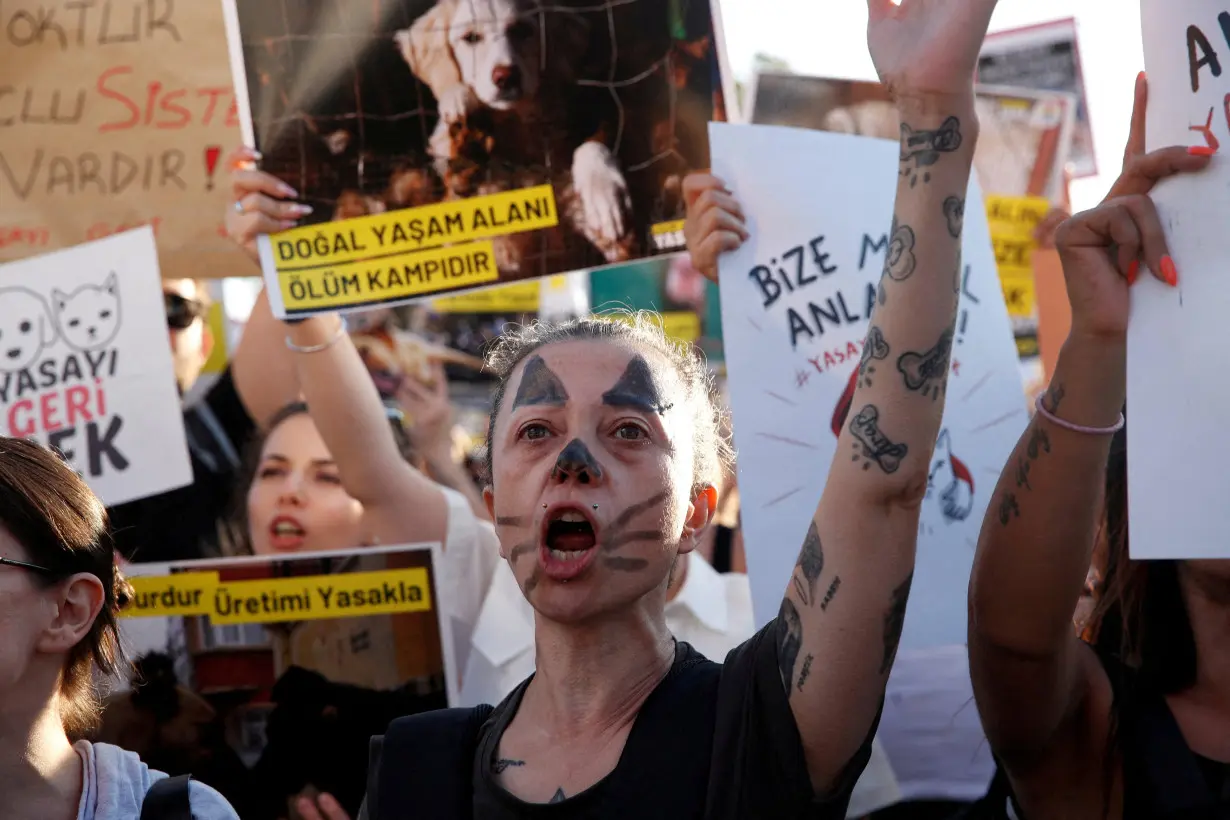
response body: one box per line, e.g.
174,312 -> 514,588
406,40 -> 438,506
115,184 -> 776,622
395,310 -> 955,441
293,792 -> 352,820
223,144 -> 314,262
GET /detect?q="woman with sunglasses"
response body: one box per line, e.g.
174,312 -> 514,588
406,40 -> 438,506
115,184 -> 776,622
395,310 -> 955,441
0,437 -> 239,820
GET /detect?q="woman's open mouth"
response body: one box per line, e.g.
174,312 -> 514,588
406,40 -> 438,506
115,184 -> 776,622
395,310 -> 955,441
269,515 -> 307,551
539,505 -> 600,581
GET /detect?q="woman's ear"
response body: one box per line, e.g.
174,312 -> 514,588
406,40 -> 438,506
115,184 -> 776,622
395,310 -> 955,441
679,485 -> 718,553
35,573 -> 106,655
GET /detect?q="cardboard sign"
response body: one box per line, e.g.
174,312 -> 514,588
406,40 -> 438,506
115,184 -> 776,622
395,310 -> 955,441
986,194 -> 1051,320
1130,0 -> 1230,559
218,0 -> 732,317
114,544 -> 457,819
0,1 -> 252,279
0,228 -> 191,506
712,124 -> 1027,650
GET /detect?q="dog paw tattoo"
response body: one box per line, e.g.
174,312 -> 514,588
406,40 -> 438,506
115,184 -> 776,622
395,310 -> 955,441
858,326 -> 890,387
900,117 -> 963,187
849,405 -> 909,474
884,217 -> 917,282
943,196 -> 965,239
897,330 -> 953,400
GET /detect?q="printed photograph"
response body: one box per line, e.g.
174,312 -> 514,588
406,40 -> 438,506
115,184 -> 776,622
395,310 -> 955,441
109,545 -> 453,820
225,0 -> 729,291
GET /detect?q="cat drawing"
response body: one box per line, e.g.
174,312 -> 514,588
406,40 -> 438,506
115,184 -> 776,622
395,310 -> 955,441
53,273 -> 122,351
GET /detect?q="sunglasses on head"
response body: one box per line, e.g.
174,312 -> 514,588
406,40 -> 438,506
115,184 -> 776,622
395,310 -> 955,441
0,556 -> 58,576
165,292 -> 207,330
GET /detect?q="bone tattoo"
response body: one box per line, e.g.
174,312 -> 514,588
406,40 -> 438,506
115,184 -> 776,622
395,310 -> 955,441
602,355 -> 673,414
900,117 -> 963,186
943,196 -> 965,239
513,355 -> 569,409
552,438 -> 604,482
850,405 -> 909,474
884,217 -> 917,282
897,330 -> 953,399
859,326 -> 890,386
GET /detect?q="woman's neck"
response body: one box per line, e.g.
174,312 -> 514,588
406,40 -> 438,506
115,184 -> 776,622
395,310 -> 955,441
0,698 -> 82,820
665,551 -> 690,603
1180,565 -> 1230,705
526,606 -> 676,739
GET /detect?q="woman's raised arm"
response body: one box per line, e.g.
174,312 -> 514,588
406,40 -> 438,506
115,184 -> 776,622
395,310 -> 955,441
968,77 -> 1210,797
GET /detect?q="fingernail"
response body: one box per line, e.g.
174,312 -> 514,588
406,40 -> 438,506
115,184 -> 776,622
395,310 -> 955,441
280,220 -> 298,231
280,184 -> 299,198
290,203 -> 313,216
1188,145 -> 1217,157
1161,255 -> 1178,286
1127,259 -> 1139,285
1137,70 -> 1146,86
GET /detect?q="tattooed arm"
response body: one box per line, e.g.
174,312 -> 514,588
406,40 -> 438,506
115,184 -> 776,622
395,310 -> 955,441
967,77 -> 1208,812
771,0 -> 999,793
286,318 -> 450,545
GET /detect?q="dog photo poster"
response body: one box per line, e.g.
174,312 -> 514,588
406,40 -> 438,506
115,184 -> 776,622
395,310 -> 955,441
218,0 -> 733,319
711,124 -> 1028,652
113,543 -> 458,819
0,227 -> 192,506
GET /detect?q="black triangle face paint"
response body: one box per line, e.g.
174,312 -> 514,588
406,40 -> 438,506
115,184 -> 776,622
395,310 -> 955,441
512,355 -> 569,409
601,356 -> 673,414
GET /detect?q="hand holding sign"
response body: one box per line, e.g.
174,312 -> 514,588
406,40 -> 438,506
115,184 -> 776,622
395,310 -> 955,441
682,173 -> 748,282
866,0 -> 999,104
224,146 -> 314,263
1056,76 -> 1211,342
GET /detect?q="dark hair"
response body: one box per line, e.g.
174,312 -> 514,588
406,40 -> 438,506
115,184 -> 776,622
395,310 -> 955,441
483,313 -> 733,490
220,401 -> 417,555
1086,422 -> 1196,694
0,437 -> 130,736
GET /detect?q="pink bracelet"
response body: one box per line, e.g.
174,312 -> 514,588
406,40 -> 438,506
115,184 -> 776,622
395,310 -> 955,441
1034,394 -> 1124,435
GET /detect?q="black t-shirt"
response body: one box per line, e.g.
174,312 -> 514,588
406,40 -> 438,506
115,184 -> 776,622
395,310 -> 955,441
108,368 -> 255,564
470,625 -> 876,820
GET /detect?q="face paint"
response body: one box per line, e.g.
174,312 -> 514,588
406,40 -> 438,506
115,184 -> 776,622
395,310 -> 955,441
512,355 -> 569,409
551,438 -> 604,483
496,515 -> 527,527
600,490 -> 669,553
602,356 -> 673,414
603,556 -> 650,572
509,541 -> 535,562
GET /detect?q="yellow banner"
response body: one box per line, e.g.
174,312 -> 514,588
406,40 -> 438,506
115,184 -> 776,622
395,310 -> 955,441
210,568 -> 432,625
280,240 -> 500,313
986,194 -> 1049,320
431,280 -> 541,313
985,195 -> 1051,230
650,220 -> 686,252
122,567 -> 432,625
998,269 -> 1037,318
123,572 -> 220,618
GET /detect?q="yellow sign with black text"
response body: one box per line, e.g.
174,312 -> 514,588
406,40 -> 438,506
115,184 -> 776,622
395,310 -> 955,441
122,568 -> 432,626
985,194 -> 1049,320
273,185 -> 559,314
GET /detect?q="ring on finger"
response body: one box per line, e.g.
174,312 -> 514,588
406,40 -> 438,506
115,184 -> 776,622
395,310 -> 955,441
233,199 -> 246,214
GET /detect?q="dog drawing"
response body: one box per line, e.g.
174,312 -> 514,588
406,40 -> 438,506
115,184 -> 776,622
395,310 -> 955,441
0,288 -> 57,372
927,429 -> 975,523
393,0 -> 635,265
52,272 -> 122,352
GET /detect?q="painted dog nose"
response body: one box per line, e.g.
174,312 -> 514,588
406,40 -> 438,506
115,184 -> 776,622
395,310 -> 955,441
551,439 -> 604,485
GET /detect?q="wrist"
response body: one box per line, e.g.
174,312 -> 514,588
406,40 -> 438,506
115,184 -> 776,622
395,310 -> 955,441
1048,337 -> 1126,426
894,90 -> 978,121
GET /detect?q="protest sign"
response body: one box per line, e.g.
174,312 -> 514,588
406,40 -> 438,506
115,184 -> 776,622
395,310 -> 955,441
978,18 -> 1098,179
0,1 -> 251,279
986,194 -> 1051,332
590,256 -> 725,365
711,124 -> 1027,650
0,228 -> 191,506
745,73 -> 1076,202
1130,0 -> 1230,559
218,0 -> 731,318
113,543 -> 457,819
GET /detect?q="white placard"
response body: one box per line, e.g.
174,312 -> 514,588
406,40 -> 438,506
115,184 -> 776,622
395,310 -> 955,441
0,228 -> 192,506
1131,0 -> 1230,559
712,124 -> 1027,650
